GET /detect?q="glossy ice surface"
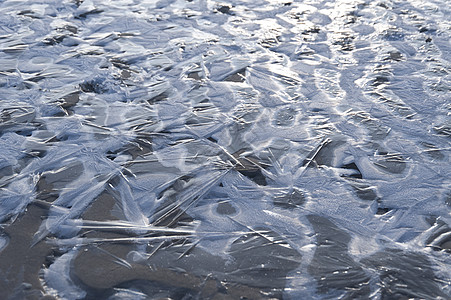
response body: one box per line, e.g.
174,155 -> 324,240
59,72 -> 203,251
0,0 -> 450,299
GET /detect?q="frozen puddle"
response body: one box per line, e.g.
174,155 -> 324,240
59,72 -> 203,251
0,0 -> 450,299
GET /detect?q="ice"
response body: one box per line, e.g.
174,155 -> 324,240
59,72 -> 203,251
0,0 -> 450,299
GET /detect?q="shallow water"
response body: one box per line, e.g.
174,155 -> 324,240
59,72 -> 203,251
0,0 -> 450,299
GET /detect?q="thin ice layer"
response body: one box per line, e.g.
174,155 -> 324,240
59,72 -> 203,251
0,0 -> 450,299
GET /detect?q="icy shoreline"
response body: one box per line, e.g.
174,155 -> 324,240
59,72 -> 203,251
0,0 -> 450,299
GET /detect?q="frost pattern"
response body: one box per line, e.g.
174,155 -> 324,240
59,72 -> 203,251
0,0 -> 450,299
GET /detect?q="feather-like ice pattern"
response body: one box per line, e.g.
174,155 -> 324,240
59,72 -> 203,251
0,0 -> 450,299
